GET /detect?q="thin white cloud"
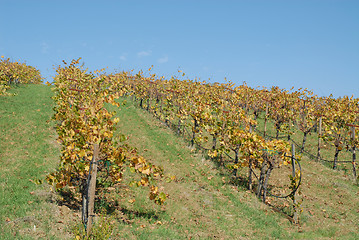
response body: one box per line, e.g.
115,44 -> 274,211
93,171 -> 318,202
137,50 -> 152,57
158,55 -> 169,64
120,55 -> 127,61
41,42 -> 49,54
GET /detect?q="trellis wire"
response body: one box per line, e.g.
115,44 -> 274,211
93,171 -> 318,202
134,95 -> 301,199
256,128 -> 354,164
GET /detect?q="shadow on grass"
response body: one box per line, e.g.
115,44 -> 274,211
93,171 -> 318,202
209,154 -> 298,223
54,188 -> 81,211
51,188 -> 163,225
119,208 -> 161,223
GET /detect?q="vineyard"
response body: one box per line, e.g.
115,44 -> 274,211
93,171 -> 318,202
123,69 -> 358,176
0,58 -> 358,239
0,56 -> 43,96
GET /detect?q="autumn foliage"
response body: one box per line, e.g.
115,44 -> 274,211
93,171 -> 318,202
46,59 -> 166,206
0,56 -> 43,95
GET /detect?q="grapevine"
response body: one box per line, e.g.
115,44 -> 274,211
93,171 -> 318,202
46,59 -> 167,210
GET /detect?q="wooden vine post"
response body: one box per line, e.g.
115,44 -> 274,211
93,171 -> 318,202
317,116 -> 322,162
248,126 -> 253,190
86,144 -> 99,235
263,103 -> 269,138
349,125 -> 357,181
191,119 -> 199,147
291,143 -> 298,224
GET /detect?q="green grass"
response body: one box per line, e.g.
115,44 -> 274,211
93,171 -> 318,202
116,97 -> 359,239
109,99 -> 293,239
0,85 -> 73,239
0,85 -> 358,239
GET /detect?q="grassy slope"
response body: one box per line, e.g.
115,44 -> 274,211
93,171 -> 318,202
0,85 -> 358,239
0,85 -> 77,239
112,97 -> 358,239
110,99 -> 291,239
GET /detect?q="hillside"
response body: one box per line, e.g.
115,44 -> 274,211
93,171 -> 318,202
0,85 -> 358,239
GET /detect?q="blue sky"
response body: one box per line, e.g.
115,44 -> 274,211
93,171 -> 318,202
1,0 -> 358,97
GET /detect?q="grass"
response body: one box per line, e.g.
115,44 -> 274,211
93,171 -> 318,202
0,84 -> 76,239
109,99 -> 291,239
0,84 -> 358,239
118,97 -> 359,239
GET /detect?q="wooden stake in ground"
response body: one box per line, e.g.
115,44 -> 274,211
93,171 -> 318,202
291,143 -> 298,224
86,144 -> 99,235
351,126 -> 357,180
248,126 -> 253,190
317,117 -> 322,162
264,104 -> 269,138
